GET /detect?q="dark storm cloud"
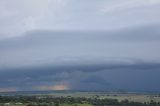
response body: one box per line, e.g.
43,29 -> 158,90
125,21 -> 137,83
1,0 -> 160,92
0,24 -> 160,91
0,62 -> 160,91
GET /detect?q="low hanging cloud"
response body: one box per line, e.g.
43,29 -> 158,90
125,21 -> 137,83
0,0 -> 160,92
0,62 -> 160,91
0,24 -> 160,69
0,25 -> 160,91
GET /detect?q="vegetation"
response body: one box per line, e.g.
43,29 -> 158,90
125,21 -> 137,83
0,95 -> 160,106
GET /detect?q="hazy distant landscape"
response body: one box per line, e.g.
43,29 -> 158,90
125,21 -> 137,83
0,91 -> 160,106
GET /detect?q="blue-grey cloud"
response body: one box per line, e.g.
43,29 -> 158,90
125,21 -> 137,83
0,62 -> 160,91
0,0 -> 160,91
0,25 -> 160,91
0,25 -> 160,70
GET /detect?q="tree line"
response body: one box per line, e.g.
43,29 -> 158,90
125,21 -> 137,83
0,96 -> 160,106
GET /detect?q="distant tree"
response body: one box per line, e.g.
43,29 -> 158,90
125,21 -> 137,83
74,104 -> 78,106
149,100 -> 157,106
54,103 -> 59,106
27,103 -> 37,106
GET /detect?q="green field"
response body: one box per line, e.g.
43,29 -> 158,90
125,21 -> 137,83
60,103 -> 92,106
44,92 -> 160,103
47,92 -> 160,103
1,91 -> 160,106
100,94 -> 160,103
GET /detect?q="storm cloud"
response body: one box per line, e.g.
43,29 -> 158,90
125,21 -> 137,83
0,25 -> 160,91
0,61 -> 160,91
0,0 -> 160,92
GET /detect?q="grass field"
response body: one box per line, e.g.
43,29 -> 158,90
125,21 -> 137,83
47,92 -> 160,103
1,91 -> 160,103
60,103 -> 92,106
99,94 -> 160,103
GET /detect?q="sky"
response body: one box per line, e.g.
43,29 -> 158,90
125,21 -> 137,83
0,0 -> 160,92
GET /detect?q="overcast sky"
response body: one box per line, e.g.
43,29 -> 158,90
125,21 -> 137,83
0,0 -> 160,92
1,0 -> 160,39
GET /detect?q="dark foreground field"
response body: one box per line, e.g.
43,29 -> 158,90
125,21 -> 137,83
0,91 -> 160,106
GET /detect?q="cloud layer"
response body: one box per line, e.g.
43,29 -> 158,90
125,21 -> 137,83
0,0 -> 160,39
0,61 -> 160,91
0,0 -> 160,92
0,25 -> 160,91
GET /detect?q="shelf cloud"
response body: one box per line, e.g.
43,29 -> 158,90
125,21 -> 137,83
0,0 -> 160,92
